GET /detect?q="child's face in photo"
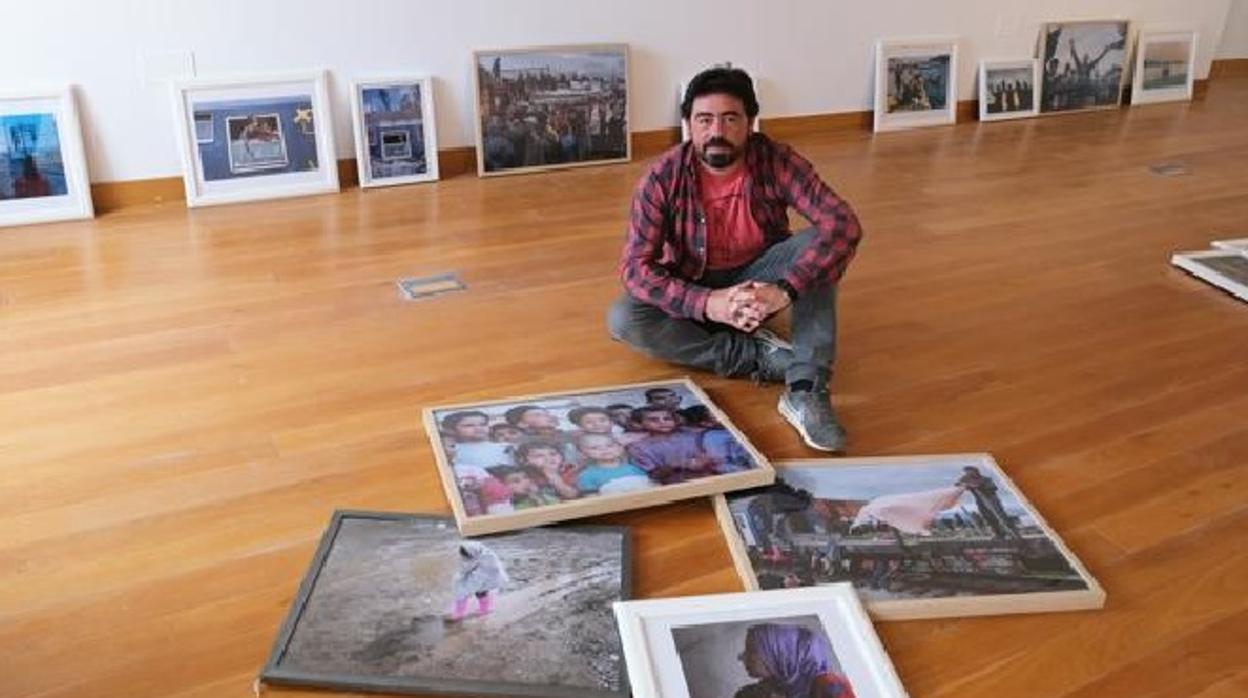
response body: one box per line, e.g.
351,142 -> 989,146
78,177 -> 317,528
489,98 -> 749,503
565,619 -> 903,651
491,425 -> 524,443
640,410 -> 677,434
501,472 -> 537,495
523,446 -> 563,470
580,435 -> 623,462
648,390 -> 681,410
520,408 -> 559,430
453,415 -> 490,442
577,412 -> 614,434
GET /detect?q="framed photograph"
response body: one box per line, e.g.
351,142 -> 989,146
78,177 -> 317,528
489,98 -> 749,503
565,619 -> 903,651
1132,30 -> 1198,105
614,585 -> 907,698
978,59 -> 1039,121
0,87 -> 93,227
1038,20 -> 1131,114
473,43 -> 630,177
678,62 -> 762,142
424,377 -> 773,536
873,38 -> 958,132
713,454 -> 1107,620
170,72 -> 338,207
1170,250 -> 1248,302
351,76 -> 440,188
259,510 -> 632,698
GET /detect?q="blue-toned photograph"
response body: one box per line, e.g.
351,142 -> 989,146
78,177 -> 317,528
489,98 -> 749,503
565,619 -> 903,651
362,84 -> 428,180
887,54 -> 950,113
191,97 -> 318,181
1142,40 -> 1192,90
0,113 -> 68,200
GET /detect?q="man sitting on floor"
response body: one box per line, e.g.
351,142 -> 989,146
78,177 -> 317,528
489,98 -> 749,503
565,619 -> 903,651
607,67 -> 863,451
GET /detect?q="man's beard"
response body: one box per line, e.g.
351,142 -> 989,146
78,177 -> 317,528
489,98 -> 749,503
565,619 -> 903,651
698,137 -> 741,168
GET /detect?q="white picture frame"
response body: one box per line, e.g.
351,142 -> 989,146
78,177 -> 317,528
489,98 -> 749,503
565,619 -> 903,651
1171,249 -> 1248,302
713,454 -> 1107,620
677,63 -> 762,142
1132,30 -> 1198,105
1210,238 -> 1248,255
170,71 -> 338,208
614,585 -> 908,698
1037,20 -> 1132,115
350,75 -> 439,188
0,87 -> 94,227
874,38 -> 959,132
978,59 -> 1040,121
472,43 -> 631,178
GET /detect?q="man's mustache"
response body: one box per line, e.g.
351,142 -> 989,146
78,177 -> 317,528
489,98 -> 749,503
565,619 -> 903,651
703,137 -> 734,149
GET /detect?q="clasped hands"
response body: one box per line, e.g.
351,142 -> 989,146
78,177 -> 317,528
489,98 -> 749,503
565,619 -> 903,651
704,280 -> 791,332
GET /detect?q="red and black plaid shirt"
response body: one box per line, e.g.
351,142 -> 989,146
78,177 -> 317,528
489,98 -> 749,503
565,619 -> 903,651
619,133 -> 862,321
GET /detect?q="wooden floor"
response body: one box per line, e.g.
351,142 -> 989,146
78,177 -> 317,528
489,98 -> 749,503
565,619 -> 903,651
4,77 -> 1248,698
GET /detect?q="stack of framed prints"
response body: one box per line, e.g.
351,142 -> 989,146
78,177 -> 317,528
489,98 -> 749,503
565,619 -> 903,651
472,44 -> 630,177
1037,20 -> 1131,115
615,586 -> 907,698
873,38 -> 958,132
978,59 -> 1039,121
424,378 -> 773,536
714,454 -> 1106,620
170,72 -> 338,207
259,511 -> 632,698
0,87 -> 93,227
1132,30 -> 1198,105
350,76 -> 439,187
1171,247 -> 1248,302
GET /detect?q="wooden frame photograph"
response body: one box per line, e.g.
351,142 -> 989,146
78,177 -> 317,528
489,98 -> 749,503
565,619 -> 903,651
170,71 -> 338,207
873,38 -> 959,132
424,377 -> 773,536
1037,19 -> 1131,114
712,454 -> 1107,620
0,87 -> 93,228
1131,30 -> 1198,105
978,59 -> 1039,121
472,43 -> 630,177
351,75 -> 440,188
614,585 -> 907,698
1170,249 -> 1248,302
258,510 -> 632,698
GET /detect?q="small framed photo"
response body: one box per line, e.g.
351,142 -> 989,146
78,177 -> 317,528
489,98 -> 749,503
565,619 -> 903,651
978,59 -> 1039,121
259,510 -> 632,698
424,378 -> 773,536
1171,250 -> 1248,302
351,76 -> 440,187
473,43 -> 630,177
0,87 -> 93,227
874,38 -> 958,132
677,62 -> 762,142
1038,20 -> 1131,114
170,72 -> 338,207
714,454 -> 1107,620
614,585 -> 908,698
1132,30 -> 1198,105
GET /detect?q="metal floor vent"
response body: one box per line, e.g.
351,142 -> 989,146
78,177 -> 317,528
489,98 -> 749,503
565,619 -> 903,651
397,272 -> 466,301
1149,161 -> 1191,177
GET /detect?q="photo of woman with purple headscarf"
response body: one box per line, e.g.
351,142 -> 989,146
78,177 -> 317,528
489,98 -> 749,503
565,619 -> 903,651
736,623 -> 855,698
672,614 -> 855,698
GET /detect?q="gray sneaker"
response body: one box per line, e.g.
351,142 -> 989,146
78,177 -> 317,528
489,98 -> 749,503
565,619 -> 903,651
751,328 -> 795,383
778,388 -> 848,452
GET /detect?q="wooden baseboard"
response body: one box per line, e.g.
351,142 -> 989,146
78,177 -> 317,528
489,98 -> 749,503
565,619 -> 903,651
1210,58 -> 1248,79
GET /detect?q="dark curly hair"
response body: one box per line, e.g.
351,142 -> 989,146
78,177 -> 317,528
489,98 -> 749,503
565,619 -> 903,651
680,66 -> 759,120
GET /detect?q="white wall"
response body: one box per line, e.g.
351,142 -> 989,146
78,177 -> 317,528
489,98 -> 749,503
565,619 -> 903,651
1217,0 -> 1248,57
2,0 -> 1235,183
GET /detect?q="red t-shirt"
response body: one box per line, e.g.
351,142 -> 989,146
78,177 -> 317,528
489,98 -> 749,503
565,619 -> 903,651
697,163 -> 766,270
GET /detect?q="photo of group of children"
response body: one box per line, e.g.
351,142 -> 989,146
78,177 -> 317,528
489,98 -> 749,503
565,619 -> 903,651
430,381 -> 762,520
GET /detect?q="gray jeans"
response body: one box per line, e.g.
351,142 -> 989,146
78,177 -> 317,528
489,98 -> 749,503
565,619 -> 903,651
607,227 -> 838,387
